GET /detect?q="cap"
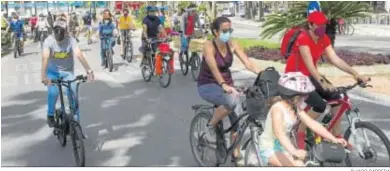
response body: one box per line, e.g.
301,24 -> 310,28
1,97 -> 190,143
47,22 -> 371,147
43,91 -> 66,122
307,11 -> 327,25
53,20 -> 67,29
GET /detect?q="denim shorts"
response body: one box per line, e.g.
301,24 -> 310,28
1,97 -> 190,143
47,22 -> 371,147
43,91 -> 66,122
197,83 -> 239,111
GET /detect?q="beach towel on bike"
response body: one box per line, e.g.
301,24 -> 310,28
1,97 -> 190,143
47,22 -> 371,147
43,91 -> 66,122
246,67 -> 280,120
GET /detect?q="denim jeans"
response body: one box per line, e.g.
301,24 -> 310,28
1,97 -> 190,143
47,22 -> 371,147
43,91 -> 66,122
100,37 -> 115,66
47,70 -> 79,120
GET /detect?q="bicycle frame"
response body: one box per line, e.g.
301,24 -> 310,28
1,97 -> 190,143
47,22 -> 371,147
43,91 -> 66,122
54,78 -> 82,123
304,92 -> 370,157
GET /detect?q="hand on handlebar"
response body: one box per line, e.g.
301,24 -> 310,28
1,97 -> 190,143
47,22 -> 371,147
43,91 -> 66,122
41,76 -> 52,86
87,72 -> 95,82
222,84 -> 239,97
354,75 -> 370,86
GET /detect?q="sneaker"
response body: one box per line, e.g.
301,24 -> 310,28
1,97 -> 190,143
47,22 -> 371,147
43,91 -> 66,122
47,116 -> 55,128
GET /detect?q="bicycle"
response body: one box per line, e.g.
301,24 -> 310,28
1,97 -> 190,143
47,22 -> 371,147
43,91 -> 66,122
50,75 -> 88,167
190,86 -> 265,166
101,35 -> 114,72
178,34 -> 202,81
121,29 -> 134,63
12,32 -> 22,58
141,38 -> 174,88
39,27 -> 48,49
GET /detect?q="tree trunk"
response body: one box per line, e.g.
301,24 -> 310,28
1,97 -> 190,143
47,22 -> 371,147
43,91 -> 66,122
211,1 -> 216,19
258,1 -> 264,21
249,1 -> 254,19
245,1 -> 250,19
5,1 -> 9,14
326,18 -> 337,47
34,2 -> 37,15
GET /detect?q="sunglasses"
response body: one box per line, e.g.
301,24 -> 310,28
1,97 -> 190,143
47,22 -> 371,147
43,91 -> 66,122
220,28 -> 233,34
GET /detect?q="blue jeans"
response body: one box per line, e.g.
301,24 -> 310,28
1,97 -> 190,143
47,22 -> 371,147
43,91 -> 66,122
100,37 -> 115,66
47,70 -> 79,120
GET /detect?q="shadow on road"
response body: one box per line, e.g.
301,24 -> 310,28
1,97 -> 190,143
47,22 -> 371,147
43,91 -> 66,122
1,69 -> 215,166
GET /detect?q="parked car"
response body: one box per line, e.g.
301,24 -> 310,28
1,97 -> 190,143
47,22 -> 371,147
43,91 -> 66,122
221,8 -> 234,17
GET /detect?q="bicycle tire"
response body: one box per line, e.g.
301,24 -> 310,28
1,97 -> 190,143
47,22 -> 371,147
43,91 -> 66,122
71,122 -> 85,167
126,39 -> 133,63
189,111 -> 219,167
344,121 -> 390,167
14,39 -> 18,58
141,54 -> 153,82
348,25 -> 355,36
244,139 -> 262,166
55,109 -> 67,147
107,49 -> 114,72
179,51 -> 189,76
190,52 -> 201,82
159,59 -> 172,88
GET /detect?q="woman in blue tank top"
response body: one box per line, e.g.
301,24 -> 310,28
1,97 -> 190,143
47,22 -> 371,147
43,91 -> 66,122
197,16 -> 263,159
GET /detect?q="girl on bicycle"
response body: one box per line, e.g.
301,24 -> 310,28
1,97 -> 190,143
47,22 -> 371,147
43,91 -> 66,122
284,11 -> 369,150
197,16 -> 262,159
259,72 -> 347,166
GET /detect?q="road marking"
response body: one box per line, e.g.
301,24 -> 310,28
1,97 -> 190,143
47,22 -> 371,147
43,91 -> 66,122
94,72 -> 124,88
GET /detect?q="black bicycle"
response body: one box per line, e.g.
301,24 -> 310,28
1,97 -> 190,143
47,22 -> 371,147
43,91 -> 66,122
190,86 -> 265,166
50,75 -> 87,167
122,29 -> 134,63
39,27 -> 48,49
101,35 -> 114,72
12,33 -> 22,58
141,38 -> 173,88
179,35 -> 202,81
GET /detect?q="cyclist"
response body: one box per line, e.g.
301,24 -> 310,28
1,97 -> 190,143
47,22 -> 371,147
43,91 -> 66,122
69,12 -> 80,42
159,8 -> 166,27
29,14 -> 38,42
41,17 -> 94,127
179,3 -> 203,60
140,6 -> 167,64
83,11 -> 93,41
284,11 -> 370,150
258,72 -> 347,166
36,14 -> 50,44
197,16 -> 262,159
7,13 -> 25,53
118,8 -> 135,59
99,9 -> 117,68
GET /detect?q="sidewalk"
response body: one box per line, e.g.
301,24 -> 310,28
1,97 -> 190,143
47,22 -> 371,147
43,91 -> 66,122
230,17 -> 390,37
231,56 -> 390,99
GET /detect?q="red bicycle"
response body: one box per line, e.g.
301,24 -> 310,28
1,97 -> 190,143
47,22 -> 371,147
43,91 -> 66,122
294,81 -> 390,166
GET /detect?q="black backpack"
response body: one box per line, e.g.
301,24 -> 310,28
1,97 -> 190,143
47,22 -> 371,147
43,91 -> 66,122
246,67 -> 280,120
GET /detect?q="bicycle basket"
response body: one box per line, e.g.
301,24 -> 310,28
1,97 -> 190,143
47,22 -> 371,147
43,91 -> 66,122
312,141 -> 346,163
245,86 -> 269,120
158,43 -> 171,54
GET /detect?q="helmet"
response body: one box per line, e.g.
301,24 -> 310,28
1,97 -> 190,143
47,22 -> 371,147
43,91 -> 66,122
307,11 -> 328,25
146,6 -> 156,12
278,72 -> 315,97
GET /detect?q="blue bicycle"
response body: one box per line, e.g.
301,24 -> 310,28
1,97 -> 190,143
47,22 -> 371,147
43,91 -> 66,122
51,75 -> 87,167
101,35 -> 114,72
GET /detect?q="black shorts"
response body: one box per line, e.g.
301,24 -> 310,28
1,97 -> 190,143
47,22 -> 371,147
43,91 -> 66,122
305,76 -> 342,114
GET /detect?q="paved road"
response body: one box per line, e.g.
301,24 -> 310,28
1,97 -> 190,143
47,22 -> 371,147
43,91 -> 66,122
2,31 -> 390,166
230,17 -> 390,55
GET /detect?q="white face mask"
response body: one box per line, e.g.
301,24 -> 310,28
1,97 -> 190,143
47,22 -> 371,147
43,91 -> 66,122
104,20 -> 109,24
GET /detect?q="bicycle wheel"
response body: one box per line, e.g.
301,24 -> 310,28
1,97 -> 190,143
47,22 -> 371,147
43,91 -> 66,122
54,109 -> 67,147
141,55 -> 153,82
190,52 -> 201,81
107,49 -> 114,72
179,50 -> 189,76
159,59 -> 172,88
344,121 -> 390,167
71,122 -> 85,167
126,40 -> 133,63
14,39 -> 18,58
189,111 -> 219,166
244,139 -> 262,166
348,25 -> 355,36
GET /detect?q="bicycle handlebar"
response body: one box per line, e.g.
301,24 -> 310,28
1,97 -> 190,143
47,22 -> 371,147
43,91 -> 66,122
335,78 -> 372,94
50,75 -> 87,84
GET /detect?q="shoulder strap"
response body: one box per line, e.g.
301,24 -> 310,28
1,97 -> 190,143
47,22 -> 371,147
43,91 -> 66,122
285,30 -> 302,59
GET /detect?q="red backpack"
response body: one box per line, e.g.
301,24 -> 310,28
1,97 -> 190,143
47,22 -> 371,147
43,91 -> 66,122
280,27 -> 304,59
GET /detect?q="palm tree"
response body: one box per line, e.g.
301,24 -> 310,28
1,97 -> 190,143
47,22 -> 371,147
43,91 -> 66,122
260,1 -> 371,46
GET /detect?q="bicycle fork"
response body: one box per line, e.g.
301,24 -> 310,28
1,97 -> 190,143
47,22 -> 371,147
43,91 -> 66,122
347,108 -> 371,157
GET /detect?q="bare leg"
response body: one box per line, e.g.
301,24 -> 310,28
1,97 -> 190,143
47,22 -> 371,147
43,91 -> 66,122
208,105 -> 230,127
330,105 -> 342,135
268,152 -> 303,167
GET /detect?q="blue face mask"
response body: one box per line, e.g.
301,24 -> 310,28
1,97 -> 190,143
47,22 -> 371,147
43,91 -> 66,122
219,32 -> 231,43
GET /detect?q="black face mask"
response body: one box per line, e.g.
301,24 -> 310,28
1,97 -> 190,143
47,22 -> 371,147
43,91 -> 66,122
54,27 -> 66,41
148,14 -> 155,19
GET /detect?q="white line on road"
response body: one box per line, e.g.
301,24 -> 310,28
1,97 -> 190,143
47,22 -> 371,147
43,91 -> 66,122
94,72 -> 124,88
